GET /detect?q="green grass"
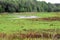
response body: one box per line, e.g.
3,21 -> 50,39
0,12 -> 60,33
0,12 -> 60,40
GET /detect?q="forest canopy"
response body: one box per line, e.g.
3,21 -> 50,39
0,0 -> 60,12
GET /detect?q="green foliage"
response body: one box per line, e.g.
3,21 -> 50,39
0,0 -> 60,12
0,5 -> 5,12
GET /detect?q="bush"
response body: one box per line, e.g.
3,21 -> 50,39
0,5 -> 5,12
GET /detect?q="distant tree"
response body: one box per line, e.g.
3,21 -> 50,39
0,0 -> 60,12
0,5 -> 4,12
47,3 -> 57,12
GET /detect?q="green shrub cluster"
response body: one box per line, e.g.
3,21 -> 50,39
0,0 -> 60,12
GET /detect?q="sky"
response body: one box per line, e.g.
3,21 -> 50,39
37,0 -> 60,3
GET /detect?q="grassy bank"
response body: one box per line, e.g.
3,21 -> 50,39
0,12 -> 60,40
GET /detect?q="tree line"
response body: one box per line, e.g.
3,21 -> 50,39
0,0 -> 60,12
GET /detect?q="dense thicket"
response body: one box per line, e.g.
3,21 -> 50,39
0,0 -> 60,12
